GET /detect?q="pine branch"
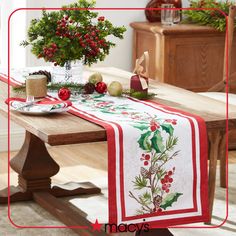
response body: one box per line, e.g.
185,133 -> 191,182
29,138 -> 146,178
158,151 -> 180,169
152,136 -> 178,164
12,82 -> 85,94
183,0 -> 236,32
132,175 -> 148,190
129,191 -> 152,212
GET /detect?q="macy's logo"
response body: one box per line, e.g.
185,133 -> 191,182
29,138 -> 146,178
90,218 -> 150,234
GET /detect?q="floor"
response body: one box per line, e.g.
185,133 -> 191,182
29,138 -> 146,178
0,143 -> 235,236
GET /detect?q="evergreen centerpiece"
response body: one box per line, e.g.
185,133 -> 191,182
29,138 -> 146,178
21,0 -> 126,83
183,0 -> 236,31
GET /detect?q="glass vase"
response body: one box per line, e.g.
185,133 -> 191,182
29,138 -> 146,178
51,60 -> 83,84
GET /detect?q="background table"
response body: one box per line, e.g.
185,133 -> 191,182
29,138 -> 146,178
0,67 -> 235,235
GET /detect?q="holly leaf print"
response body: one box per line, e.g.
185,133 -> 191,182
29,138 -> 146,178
138,131 -> 152,151
161,124 -> 174,136
93,94 -> 105,99
133,125 -> 150,131
160,193 -> 183,210
151,130 -> 165,153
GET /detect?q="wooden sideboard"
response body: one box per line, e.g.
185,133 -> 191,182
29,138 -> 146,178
130,22 -> 236,92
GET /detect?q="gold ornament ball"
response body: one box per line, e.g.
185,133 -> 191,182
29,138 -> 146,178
108,81 -> 123,97
88,73 -> 103,85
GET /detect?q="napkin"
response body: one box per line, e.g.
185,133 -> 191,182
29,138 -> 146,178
5,97 -> 72,112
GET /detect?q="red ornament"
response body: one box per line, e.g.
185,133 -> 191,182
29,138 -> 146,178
95,82 -> 107,94
58,87 -> 71,100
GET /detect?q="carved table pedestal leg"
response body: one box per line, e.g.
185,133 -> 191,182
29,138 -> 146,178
0,131 -> 104,236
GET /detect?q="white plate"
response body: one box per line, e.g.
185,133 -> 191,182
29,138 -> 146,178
12,107 -> 69,116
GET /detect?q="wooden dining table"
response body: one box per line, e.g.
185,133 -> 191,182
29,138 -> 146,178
0,67 -> 235,235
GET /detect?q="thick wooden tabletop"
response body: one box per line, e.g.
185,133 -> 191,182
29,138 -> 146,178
1,67 -> 235,146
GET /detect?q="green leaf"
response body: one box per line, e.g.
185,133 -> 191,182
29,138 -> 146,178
138,131 -> 152,151
93,94 -> 105,99
151,130 -> 164,153
133,125 -> 150,131
161,124 -> 174,136
160,193 -> 183,210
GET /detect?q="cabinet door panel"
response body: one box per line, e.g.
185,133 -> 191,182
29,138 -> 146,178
167,36 -> 236,91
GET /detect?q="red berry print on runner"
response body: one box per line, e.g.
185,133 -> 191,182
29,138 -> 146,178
140,153 -> 151,166
150,119 -> 160,132
160,168 -> 175,193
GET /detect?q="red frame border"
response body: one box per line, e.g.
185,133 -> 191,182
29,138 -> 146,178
6,6 -> 229,231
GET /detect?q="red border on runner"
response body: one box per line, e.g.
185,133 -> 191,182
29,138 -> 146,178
4,6 -> 229,231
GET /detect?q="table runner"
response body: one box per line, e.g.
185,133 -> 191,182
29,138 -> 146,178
66,93 -> 209,229
1,69 -> 209,230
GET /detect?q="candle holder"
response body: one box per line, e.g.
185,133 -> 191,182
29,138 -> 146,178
26,75 -> 47,98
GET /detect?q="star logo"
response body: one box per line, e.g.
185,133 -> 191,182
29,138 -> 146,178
91,219 -> 102,232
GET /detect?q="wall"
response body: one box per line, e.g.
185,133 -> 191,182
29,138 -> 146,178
25,0 -> 188,70
25,0 -> 151,70
0,0 -> 189,152
0,0 -> 27,152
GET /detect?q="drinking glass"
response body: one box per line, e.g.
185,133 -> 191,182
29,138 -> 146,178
173,8 -> 181,24
161,4 -> 174,25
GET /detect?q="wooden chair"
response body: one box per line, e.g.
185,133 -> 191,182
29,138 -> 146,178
199,5 -> 236,115
198,5 -> 236,188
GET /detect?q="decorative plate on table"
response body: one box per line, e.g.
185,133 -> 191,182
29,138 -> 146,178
7,98 -> 71,116
13,107 -> 69,116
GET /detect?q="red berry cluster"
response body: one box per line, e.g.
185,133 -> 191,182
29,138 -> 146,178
56,16 -> 75,39
161,170 -> 174,193
37,14 -> 112,66
55,15 -> 107,60
98,16 -> 105,21
79,25 -> 108,59
140,153 -> 151,166
165,119 -> 177,125
41,43 -> 58,63
150,120 -> 160,132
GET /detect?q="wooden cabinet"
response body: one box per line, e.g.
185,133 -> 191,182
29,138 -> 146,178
130,22 -> 236,92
